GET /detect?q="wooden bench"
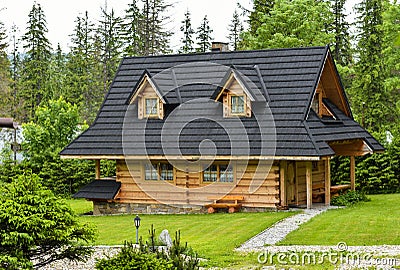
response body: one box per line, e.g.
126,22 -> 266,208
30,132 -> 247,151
205,196 -> 244,213
312,183 -> 352,202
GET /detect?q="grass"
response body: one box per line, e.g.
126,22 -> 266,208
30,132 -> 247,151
280,194 -> 400,246
68,199 -> 294,267
69,194 -> 400,268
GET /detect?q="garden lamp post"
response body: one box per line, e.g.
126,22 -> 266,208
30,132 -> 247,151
134,215 -> 141,244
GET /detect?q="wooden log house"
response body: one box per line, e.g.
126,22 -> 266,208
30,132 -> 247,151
61,46 -> 384,215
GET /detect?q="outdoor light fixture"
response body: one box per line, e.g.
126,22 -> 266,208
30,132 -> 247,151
134,215 -> 141,244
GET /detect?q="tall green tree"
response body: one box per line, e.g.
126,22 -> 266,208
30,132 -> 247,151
66,11 -> 103,122
9,24 -> 24,121
248,0 -> 275,35
196,15 -> 213,53
20,2 -> 52,121
227,9 -> 244,51
179,9 -> 195,53
48,44 -> 67,99
95,6 -> 124,94
331,0 -> 352,66
242,0 -> 334,49
140,0 -> 172,55
349,0 -> 388,132
121,0 -> 144,56
0,18 -> 12,118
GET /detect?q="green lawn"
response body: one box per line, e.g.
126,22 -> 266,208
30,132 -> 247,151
69,200 -> 294,267
280,194 -> 400,245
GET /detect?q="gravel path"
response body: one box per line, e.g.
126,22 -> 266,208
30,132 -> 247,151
236,205 -> 335,251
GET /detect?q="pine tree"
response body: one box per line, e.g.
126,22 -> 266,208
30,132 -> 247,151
179,9 -> 195,53
121,0 -> 143,56
331,0 -> 352,66
48,44 -> 66,99
9,24 -> 23,120
227,9 -> 244,51
196,15 -> 213,53
140,0 -> 172,55
351,0 -> 388,132
20,2 -> 52,121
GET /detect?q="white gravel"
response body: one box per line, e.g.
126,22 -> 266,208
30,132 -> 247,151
236,205 -> 335,251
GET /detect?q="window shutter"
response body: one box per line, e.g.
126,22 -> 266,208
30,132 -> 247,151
138,97 -> 143,119
158,99 -> 164,119
223,95 -> 229,118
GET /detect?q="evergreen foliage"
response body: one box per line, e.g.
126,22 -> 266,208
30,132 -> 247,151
179,9 -> 195,53
227,9 -> 244,51
0,172 -> 95,269
196,15 -> 213,53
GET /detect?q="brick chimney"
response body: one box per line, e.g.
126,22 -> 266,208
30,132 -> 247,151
211,42 -> 229,52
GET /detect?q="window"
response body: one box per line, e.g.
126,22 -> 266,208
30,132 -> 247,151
203,165 -> 218,182
144,163 -> 174,181
145,164 -> 158,181
231,95 -> 245,114
219,165 -> 234,183
144,98 -> 158,117
203,164 -> 234,183
160,163 -> 174,181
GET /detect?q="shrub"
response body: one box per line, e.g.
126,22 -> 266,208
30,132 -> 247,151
96,225 -> 200,270
331,190 -> 371,206
0,172 -> 96,269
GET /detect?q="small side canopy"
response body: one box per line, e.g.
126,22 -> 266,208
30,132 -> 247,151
0,118 -> 18,129
73,179 -> 121,200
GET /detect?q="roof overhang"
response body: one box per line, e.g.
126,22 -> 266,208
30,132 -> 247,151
128,72 -> 166,104
61,155 -> 322,161
214,70 -> 256,102
328,139 -> 375,156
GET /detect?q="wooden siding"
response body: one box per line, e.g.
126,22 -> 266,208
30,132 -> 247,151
115,160 -> 280,208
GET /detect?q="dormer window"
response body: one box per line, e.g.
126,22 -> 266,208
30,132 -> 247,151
144,98 -> 159,117
231,95 -> 245,115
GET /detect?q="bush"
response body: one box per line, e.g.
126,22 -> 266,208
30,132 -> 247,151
96,225 -> 200,270
0,172 -> 96,269
331,190 -> 371,206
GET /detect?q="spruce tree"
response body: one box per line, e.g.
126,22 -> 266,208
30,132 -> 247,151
331,0 -> 352,66
140,0 -> 172,55
351,0 -> 388,132
248,0 -> 275,35
95,6 -> 123,95
121,0 -> 144,56
227,9 -> 244,51
179,9 -> 195,53
0,19 -> 12,118
66,11 -> 102,123
196,15 -> 213,53
9,24 -> 23,120
20,2 -> 52,121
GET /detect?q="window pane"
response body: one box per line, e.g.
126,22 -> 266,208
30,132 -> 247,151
231,95 -> 245,114
203,165 -> 218,182
220,164 -> 233,182
145,163 -> 158,180
160,163 -> 174,181
145,98 -> 158,115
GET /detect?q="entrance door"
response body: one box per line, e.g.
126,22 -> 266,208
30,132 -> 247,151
286,161 -> 297,205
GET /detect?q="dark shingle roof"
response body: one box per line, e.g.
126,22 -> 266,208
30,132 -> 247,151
72,179 -> 121,200
61,46 -> 383,158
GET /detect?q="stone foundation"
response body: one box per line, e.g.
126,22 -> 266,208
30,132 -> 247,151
92,201 -> 276,215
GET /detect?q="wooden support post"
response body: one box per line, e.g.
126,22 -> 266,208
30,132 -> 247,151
325,157 -> 331,205
280,161 -> 287,207
350,156 -> 355,191
95,159 -> 101,179
306,161 -> 312,209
